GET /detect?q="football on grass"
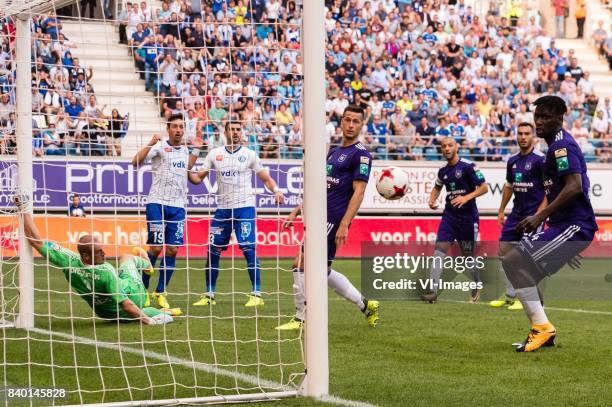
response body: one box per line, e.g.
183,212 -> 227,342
376,167 -> 408,200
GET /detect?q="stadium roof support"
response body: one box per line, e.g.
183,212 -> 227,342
0,0 -> 76,18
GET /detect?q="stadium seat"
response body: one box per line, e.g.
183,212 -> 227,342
424,147 -> 440,161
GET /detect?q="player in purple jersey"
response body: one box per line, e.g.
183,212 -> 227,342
490,122 -> 547,311
503,95 -> 598,352
275,105 -> 380,331
421,137 -> 489,303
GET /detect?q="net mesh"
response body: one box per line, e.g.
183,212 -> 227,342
0,0 -> 306,404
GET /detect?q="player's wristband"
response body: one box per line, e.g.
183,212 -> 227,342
272,187 -> 280,193
190,148 -> 201,156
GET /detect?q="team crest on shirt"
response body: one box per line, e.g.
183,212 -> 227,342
525,162 -> 532,171
238,155 -> 247,162
455,170 -> 462,178
216,155 -> 223,161
338,154 -> 347,162
164,147 -> 173,152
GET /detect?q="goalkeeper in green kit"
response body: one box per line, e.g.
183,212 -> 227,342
15,195 -> 174,325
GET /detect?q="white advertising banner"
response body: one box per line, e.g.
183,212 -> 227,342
362,162 -> 612,215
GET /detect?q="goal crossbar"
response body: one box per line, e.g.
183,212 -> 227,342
0,0 -> 76,18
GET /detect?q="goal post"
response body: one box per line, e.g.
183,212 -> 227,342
15,14 -> 34,330
302,0 -> 329,398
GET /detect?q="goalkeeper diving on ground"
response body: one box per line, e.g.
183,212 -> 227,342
14,194 -> 174,325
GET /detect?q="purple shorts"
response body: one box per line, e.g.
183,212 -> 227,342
518,223 -> 595,276
500,213 -> 544,242
301,220 -> 341,267
437,216 -> 479,253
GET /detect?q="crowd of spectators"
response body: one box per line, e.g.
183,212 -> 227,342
0,12 -> 128,156
1,0 -> 612,162
117,0 -> 612,162
119,0 -> 305,158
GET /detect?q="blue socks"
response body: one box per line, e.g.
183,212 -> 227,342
156,254 -> 176,293
206,247 -> 221,294
243,246 -> 260,294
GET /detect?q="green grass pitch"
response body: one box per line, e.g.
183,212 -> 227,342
1,258 -> 612,406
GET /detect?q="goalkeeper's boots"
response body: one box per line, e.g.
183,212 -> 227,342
420,292 -> 438,303
275,317 -> 304,331
363,299 -> 380,327
507,300 -> 524,311
132,247 -> 154,275
515,323 -> 556,352
154,292 -> 170,309
161,307 -> 183,316
470,288 -> 481,303
150,312 -> 173,325
193,295 -> 216,306
245,294 -> 264,307
144,292 -> 151,308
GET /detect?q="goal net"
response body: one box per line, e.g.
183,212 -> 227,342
0,0 -> 320,404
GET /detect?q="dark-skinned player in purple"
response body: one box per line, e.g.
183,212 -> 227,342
503,95 -> 598,352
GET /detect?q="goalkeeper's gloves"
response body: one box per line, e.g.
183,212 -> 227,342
148,313 -> 173,325
13,192 -> 32,212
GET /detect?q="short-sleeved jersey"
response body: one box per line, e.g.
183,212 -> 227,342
543,129 -> 597,229
326,142 -> 372,222
506,150 -> 545,218
40,241 -> 127,319
202,145 -> 264,209
146,141 -> 190,208
435,157 -> 485,222
68,203 -> 86,217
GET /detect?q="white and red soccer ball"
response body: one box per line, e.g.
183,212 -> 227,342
375,167 -> 408,200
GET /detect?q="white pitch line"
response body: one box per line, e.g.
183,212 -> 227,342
541,306 -> 612,316
28,327 -> 377,407
317,395 -> 377,407
441,299 -> 612,316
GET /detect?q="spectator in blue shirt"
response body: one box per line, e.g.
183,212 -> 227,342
368,115 -> 389,145
68,193 -> 87,217
43,11 -> 60,40
138,36 -> 163,92
65,96 -> 83,119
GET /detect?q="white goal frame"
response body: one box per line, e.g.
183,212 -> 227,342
7,0 -> 329,403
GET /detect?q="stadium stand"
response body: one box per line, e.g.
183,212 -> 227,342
0,0 -> 611,161
0,12 -> 141,156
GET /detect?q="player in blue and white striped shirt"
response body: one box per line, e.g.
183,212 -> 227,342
131,114 -> 201,310
189,121 -> 284,307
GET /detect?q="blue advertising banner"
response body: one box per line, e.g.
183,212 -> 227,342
0,158 -> 304,212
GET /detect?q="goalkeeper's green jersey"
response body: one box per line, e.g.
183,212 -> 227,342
40,241 -> 128,319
